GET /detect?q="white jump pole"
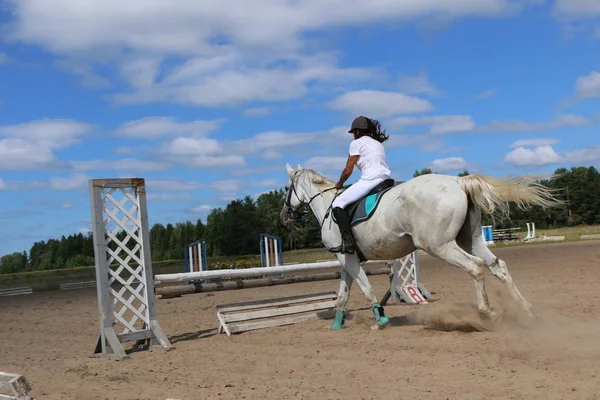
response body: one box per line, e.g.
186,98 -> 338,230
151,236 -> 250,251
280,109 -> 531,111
155,259 -> 394,284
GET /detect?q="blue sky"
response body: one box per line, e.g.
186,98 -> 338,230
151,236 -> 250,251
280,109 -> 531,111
0,0 -> 599,257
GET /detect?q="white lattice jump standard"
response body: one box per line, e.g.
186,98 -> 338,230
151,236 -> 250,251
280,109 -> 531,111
89,178 -> 173,360
0,371 -> 34,400
381,251 -> 433,305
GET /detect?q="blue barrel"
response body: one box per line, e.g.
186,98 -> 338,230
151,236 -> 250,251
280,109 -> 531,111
482,226 -> 493,242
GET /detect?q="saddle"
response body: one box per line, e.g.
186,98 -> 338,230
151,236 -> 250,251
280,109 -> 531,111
343,178 -> 396,226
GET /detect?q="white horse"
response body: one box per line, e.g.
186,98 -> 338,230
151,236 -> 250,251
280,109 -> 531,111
281,163 -> 563,331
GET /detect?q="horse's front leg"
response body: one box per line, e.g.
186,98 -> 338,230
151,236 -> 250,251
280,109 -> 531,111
331,268 -> 353,330
338,253 -> 390,330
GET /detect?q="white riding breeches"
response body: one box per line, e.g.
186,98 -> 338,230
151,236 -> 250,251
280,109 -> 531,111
332,177 -> 387,209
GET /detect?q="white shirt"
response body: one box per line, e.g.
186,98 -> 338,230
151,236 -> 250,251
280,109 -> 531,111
348,136 -> 391,180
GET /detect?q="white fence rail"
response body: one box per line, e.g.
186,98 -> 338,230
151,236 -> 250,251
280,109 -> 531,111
0,287 -> 32,297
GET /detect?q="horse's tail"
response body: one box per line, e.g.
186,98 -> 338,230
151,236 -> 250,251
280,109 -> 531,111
457,174 -> 564,219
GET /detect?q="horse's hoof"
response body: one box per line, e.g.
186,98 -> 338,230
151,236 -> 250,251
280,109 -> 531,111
479,308 -> 500,323
330,322 -> 343,330
370,316 -> 390,331
330,310 -> 345,330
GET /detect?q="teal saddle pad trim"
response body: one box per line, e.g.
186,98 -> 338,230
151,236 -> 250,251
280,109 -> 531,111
332,186 -> 393,227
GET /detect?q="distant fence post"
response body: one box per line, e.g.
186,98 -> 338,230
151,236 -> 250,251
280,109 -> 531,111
260,233 -> 283,278
185,240 -> 208,273
185,239 -> 208,284
481,225 -> 494,245
260,233 -> 283,268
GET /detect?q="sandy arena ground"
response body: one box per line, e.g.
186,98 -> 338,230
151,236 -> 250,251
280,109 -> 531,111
1,240 -> 600,400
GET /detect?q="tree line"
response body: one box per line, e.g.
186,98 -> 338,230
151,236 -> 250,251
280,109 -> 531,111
1,165 -> 599,274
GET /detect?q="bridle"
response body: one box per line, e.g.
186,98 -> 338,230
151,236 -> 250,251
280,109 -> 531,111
283,175 -> 337,227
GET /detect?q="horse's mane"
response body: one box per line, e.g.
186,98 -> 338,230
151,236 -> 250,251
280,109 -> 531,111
298,169 -> 336,192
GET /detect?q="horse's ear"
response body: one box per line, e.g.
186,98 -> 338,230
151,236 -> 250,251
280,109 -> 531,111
297,164 -> 303,170
286,163 -> 295,175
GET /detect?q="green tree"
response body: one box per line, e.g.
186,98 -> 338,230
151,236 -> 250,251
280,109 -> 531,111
413,168 -> 433,177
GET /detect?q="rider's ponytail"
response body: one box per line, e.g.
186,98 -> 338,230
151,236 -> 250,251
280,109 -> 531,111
366,118 -> 389,143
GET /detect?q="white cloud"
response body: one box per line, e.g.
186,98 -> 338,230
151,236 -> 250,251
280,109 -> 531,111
228,130 -> 319,162
504,145 -> 564,166
78,227 -> 91,235
114,147 -> 132,154
115,117 -> 224,138
304,156 -> 347,173
6,1 -> 537,55
4,1 -> 542,108
0,178 -> 6,190
254,179 -> 280,187
476,88 -> 497,99
328,90 -> 434,118
112,52 -> 371,107
509,138 -> 559,148
208,179 -> 282,197
226,165 -> 283,177
572,71 -> 600,101
62,202 -> 74,209
119,57 -> 162,89
146,178 -> 201,191
147,193 -> 192,201
191,205 -> 212,213
50,173 -> 90,191
243,107 -> 273,117
0,180 -> 48,191
565,146 -> 600,163
186,155 -> 246,168
54,59 -> 112,89
211,180 -> 242,193
73,158 -> 170,172
389,115 -> 475,134
554,0 -> 600,19
164,137 -> 224,156
0,139 -> 62,170
220,193 -> 240,202
0,119 -> 93,147
429,157 -> 468,172
398,71 -> 442,96
478,114 -> 591,133
0,119 -> 94,171
0,52 -> 8,64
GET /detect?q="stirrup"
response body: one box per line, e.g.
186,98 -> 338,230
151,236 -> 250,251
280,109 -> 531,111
328,243 -> 355,254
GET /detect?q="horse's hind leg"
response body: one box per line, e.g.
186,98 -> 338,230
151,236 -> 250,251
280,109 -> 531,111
458,203 -> 534,318
471,239 -> 534,318
429,241 -> 498,320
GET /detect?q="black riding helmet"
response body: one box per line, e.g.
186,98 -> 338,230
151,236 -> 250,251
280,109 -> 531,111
348,116 -> 371,133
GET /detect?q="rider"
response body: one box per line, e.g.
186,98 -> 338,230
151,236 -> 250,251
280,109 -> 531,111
329,116 -> 392,254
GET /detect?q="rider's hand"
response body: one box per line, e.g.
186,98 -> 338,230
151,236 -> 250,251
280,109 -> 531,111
335,181 -> 343,189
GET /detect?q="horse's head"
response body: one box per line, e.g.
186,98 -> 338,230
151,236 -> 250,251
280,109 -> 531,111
281,163 -> 308,225
281,163 -> 337,226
